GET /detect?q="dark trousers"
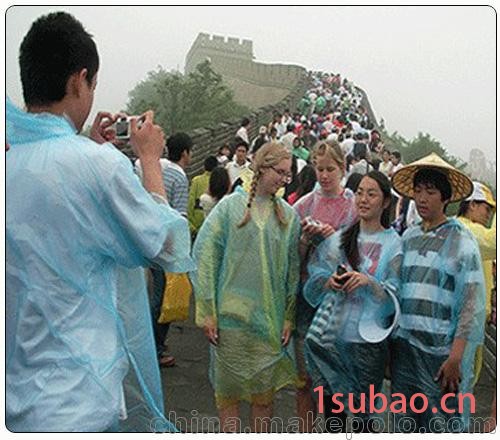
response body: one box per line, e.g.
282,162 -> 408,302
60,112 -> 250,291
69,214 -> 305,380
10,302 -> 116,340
150,268 -> 170,358
324,397 -> 377,433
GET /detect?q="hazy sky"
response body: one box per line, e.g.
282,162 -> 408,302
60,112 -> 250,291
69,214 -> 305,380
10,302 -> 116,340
5,5 -> 496,162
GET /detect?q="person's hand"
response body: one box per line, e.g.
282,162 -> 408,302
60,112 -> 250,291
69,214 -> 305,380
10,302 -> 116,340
341,271 -> 370,294
300,218 -> 325,242
318,223 -> 335,239
89,111 -> 118,144
325,271 -> 349,291
130,110 -> 165,162
281,320 -> 292,346
203,316 -> 219,346
435,356 -> 461,394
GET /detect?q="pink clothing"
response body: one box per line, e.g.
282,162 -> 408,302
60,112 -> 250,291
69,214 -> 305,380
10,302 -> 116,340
287,192 -> 299,205
293,188 -> 358,231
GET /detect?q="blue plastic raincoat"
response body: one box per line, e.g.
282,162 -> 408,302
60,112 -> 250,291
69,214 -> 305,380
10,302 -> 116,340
6,99 -> 194,432
303,228 -> 402,417
391,219 -> 486,432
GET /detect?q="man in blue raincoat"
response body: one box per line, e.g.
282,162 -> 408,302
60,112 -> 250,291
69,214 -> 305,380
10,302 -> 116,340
390,154 -> 486,433
6,12 -> 194,432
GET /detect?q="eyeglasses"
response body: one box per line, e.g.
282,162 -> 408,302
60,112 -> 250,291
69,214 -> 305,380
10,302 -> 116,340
269,166 -> 293,183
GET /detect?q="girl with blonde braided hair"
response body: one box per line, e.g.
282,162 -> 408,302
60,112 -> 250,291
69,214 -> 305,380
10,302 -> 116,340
238,142 -> 291,228
192,142 -> 301,432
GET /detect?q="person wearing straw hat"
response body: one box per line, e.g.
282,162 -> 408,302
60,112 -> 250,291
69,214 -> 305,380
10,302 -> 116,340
389,153 -> 486,432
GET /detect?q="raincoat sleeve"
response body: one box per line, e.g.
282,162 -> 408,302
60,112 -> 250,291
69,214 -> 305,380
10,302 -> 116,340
453,232 -> 486,344
96,151 -> 194,273
285,212 -> 301,324
367,233 -> 403,301
463,217 -> 496,261
303,232 -> 342,307
191,197 -> 228,327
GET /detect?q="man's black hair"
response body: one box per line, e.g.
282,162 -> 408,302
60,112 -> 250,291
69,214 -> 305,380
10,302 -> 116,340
413,168 -> 452,202
392,151 -> 401,160
19,12 -> 99,106
241,117 -> 250,127
204,155 -> 218,172
457,200 -> 471,217
166,133 -> 193,162
233,137 -> 249,150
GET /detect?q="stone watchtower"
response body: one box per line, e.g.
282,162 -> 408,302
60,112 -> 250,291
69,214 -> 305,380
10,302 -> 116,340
184,32 -> 306,109
185,32 -> 254,74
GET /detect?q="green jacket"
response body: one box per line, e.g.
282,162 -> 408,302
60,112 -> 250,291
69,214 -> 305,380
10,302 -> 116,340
188,171 -> 211,234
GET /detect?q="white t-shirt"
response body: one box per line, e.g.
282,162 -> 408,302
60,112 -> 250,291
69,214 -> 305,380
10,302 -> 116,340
199,193 -> 217,218
226,160 -> 251,184
379,161 -> 393,177
236,126 -> 249,144
390,162 -> 404,177
280,132 -> 296,152
326,133 -> 338,143
341,138 -> 355,157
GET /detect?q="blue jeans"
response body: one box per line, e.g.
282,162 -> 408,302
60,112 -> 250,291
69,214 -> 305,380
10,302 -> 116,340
150,268 -> 170,358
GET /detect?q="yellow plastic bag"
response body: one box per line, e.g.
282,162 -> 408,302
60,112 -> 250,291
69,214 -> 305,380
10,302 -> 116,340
158,273 -> 192,323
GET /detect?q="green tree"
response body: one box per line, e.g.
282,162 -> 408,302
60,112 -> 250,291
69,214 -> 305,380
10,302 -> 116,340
382,131 -> 463,169
126,61 -> 248,134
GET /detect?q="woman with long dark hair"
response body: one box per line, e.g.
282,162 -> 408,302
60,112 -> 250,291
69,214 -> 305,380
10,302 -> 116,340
303,171 -> 402,433
287,164 -> 317,205
199,166 -> 231,218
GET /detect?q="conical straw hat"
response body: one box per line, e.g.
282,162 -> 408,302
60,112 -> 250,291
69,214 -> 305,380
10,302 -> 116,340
392,153 -> 473,202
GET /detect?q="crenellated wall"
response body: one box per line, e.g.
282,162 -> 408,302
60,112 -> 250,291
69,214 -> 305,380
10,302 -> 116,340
120,75 -> 310,180
185,33 -> 307,109
185,33 -> 254,70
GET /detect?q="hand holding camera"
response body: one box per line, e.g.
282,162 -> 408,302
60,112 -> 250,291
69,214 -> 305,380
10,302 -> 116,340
89,111 -> 119,144
114,115 -> 146,140
128,111 -> 165,162
300,217 -> 335,246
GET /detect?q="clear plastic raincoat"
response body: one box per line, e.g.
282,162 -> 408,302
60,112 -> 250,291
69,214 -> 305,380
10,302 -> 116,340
191,187 -> 301,406
391,219 -> 486,431
303,228 -> 402,417
293,187 -> 358,380
6,99 -> 194,432
293,187 -> 358,232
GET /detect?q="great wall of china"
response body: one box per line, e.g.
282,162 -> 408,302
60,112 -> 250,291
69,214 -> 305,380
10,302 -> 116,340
181,33 -> 378,179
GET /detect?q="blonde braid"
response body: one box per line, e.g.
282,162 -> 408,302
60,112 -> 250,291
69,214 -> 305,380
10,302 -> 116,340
237,172 -> 259,228
237,141 -> 291,228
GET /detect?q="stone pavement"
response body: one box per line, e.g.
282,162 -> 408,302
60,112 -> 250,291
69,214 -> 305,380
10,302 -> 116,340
160,307 -> 496,433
